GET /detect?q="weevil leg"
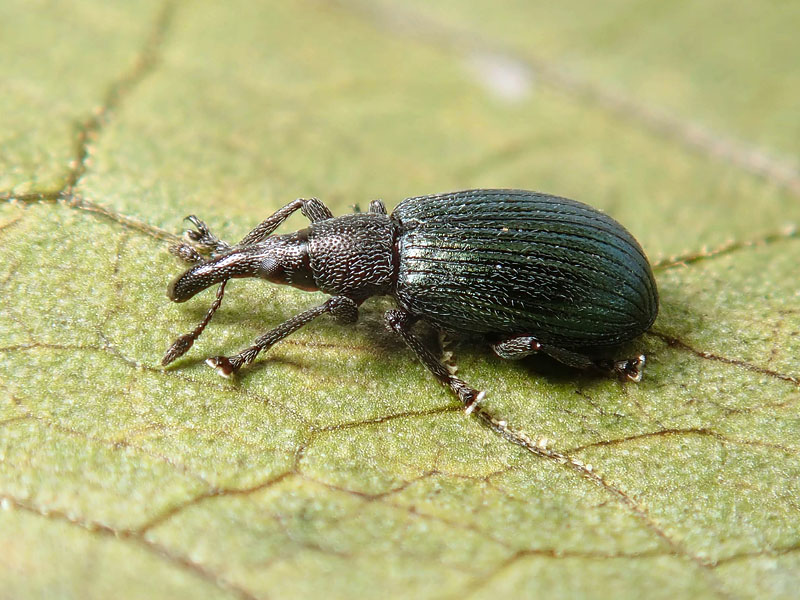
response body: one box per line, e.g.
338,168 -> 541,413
171,199 -> 335,262
328,295 -> 360,324
385,309 -> 485,411
492,335 -> 645,382
236,198 -> 333,248
206,296 -> 359,377
491,335 -> 542,360
538,342 -> 646,382
168,215 -> 231,263
184,215 -> 232,253
169,242 -> 205,264
593,354 -> 646,382
368,199 -> 387,215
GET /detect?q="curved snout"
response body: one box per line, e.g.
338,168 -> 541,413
167,250 -> 263,302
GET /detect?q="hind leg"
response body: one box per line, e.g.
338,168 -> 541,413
491,334 -> 645,382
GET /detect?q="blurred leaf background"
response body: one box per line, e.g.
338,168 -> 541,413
1,1 -> 799,599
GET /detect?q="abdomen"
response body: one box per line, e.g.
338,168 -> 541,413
391,189 -> 658,350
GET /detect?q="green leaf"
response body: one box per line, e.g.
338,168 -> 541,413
2,1 -> 798,599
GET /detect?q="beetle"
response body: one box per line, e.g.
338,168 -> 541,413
162,189 -> 658,410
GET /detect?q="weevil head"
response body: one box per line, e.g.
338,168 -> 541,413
167,232 -> 317,302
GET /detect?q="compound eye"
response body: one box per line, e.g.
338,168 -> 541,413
257,256 -> 287,284
259,256 -> 279,276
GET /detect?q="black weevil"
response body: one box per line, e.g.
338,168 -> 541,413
163,189 -> 658,411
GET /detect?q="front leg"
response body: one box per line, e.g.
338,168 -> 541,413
170,198 -> 335,263
236,198 -> 333,247
206,296 -> 359,376
184,215 -> 231,254
385,309 -> 484,411
168,215 -> 231,264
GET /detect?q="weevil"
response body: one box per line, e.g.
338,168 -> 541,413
162,189 -> 658,410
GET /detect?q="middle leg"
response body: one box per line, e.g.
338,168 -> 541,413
385,309 -> 485,411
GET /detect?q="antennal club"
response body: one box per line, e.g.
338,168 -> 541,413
162,280 -> 228,366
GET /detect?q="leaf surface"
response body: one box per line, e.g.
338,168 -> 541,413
1,1 -> 799,599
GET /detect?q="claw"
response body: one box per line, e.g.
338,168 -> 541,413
184,215 -> 207,241
615,354 -> 645,382
181,215 -> 230,254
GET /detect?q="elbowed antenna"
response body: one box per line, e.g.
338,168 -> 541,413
162,280 -> 227,366
167,248 -> 265,303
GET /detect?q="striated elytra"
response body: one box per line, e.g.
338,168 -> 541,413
163,189 -> 658,409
